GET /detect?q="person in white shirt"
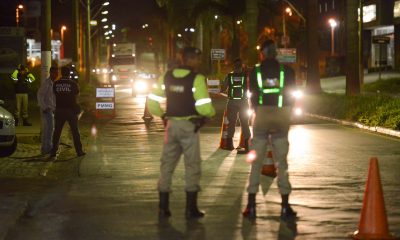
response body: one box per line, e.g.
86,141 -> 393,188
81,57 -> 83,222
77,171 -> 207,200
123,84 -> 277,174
37,66 -> 58,155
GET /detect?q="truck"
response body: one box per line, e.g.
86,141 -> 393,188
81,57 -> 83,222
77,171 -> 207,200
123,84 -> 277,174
109,42 -> 136,84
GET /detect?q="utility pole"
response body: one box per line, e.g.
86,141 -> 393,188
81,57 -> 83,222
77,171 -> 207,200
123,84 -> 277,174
72,0 -> 79,67
358,0 -> 364,85
85,0 -> 91,83
41,0 -> 51,84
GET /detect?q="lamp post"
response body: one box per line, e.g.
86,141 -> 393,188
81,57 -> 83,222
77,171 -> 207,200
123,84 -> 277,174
328,18 -> 337,56
16,4 -> 23,27
60,25 -> 67,59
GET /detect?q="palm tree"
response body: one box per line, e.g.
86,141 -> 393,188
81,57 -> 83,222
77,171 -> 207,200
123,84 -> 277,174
345,0 -> 361,95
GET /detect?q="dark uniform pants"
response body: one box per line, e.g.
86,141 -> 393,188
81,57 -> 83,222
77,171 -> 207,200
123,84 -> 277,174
226,99 -> 251,139
51,109 -> 83,155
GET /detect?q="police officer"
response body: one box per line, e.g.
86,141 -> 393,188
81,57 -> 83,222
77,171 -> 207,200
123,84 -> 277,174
242,39 -> 297,219
148,47 -> 215,219
11,64 -> 35,126
50,66 -> 85,158
221,58 -> 251,153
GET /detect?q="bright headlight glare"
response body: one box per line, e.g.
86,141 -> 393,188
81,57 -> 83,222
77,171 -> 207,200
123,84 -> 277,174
294,107 -> 303,116
111,75 -> 117,81
292,90 -> 303,99
134,80 -> 148,92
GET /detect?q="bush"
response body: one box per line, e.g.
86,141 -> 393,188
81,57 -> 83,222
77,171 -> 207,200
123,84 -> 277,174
303,93 -> 400,130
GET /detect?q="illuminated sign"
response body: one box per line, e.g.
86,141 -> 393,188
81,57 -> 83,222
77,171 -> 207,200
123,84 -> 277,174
395,1 -> 400,18
363,4 -> 376,23
96,102 -> 114,109
96,87 -> 114,97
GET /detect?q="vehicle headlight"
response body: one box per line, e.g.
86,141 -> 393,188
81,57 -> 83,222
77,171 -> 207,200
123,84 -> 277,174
291,90 -> 303,99
111,75 -> 117,81
134,80 -> 148,92
294,107 -> 303,116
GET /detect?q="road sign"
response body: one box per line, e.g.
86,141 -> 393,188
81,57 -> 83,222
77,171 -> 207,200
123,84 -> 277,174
96,88 -> 115,98
96,102 -> 114,109
211,49 -> 225,60
207,79 -> 220,93
372,36 -> 390,44
276,48 -> 297,63
96,85 -> 115,119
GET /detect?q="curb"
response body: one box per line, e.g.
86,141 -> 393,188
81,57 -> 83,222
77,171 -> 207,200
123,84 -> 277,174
306,113 -> 400,138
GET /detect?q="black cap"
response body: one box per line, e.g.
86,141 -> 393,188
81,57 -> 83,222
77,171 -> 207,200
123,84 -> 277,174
260,39 -> 275,52
182,47 -> 202,59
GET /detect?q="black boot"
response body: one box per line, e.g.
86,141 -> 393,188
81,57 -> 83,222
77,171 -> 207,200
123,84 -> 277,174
281,194 -> 297,218
185,191 -> 205,219
159,192 -> 171,218
223,138 -> 234,150
242,193 -> 256,219
237,138 -> 249,154
22,118 -> 32,126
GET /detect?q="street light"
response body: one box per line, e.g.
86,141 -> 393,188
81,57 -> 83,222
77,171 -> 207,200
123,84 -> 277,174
328,18 -> 337,56
16,4 -> 24,27
60,25 -> 67,59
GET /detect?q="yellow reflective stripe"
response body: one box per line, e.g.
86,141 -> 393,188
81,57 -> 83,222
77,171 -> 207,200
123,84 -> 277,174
262,88 -> 280,94
148,93 -> 165,103
195,98 -> 212,106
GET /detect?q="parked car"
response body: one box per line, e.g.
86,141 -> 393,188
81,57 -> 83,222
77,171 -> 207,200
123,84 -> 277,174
0,100 -> 17,157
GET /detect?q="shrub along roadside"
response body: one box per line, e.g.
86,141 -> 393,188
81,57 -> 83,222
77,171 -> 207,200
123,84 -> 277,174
303,93 -> 400,130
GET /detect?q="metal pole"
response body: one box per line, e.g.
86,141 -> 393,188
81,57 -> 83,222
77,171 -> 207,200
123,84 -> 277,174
85,0 -> 91,83
283,8 -> 287,48
331,27 -> 334,55
358,0 -> 364,84
41,0 -> 51,85
72,0 -> 79,66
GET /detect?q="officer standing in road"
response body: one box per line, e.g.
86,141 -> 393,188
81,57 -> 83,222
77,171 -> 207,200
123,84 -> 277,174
11,64 -> 35,126
221,58 -> 251,153
50,66 -> 85,158
148,47 -> 216,219
37,66 -> 58,155
242,39 -> 297,219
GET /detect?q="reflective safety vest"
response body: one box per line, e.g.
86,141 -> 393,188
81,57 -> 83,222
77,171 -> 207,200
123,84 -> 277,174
164,70 -> 198,117
255,63 -> 285,107
229,72 -> 246,100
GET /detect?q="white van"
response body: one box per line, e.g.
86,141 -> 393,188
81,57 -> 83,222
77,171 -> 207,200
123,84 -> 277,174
0,100 -> 17,157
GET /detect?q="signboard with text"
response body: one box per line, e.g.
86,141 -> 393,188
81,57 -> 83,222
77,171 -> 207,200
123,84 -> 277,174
211,49 -> 225,60
96,85 -> 115,119
276,48 -> 297,63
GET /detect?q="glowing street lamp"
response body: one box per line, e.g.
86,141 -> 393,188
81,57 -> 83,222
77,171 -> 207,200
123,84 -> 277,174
61,25 -> 67,59
328,18 -> 337,56
16,4 -> 24,27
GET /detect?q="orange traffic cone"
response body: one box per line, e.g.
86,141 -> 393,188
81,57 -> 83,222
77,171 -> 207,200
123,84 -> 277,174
350,157 -> 396,240
219,109 -> 234,150
261,150 -> 277,178
142,97 -> 154,122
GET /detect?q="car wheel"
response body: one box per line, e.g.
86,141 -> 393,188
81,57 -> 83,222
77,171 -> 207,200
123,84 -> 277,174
0,136 -> 17,157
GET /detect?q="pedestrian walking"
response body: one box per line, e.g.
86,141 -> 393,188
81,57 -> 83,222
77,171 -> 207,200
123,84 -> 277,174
11,64 -> 35,126
242,39 -> 297,219
37,66 -> 58,155
221,58 -> 251,153
50,66 -> 85,158
148,47 -> 216,219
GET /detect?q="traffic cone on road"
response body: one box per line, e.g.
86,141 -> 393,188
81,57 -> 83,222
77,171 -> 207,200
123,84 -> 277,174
142,97 -> 154,122
261,149 -> 277,178
219,109 -> 234,150
350,157 -> 396,240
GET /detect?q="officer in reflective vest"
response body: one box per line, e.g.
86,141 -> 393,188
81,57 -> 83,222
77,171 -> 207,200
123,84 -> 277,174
221,58 -> 251,153
148,47 -> 215,219
243,39 -> 297,220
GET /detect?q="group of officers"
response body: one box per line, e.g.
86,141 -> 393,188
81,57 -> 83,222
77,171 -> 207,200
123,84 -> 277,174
148,39 -> 297,220
12,64 -> 85,158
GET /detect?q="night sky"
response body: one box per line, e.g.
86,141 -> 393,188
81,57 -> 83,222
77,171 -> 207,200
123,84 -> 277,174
0,0 -> 161,58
